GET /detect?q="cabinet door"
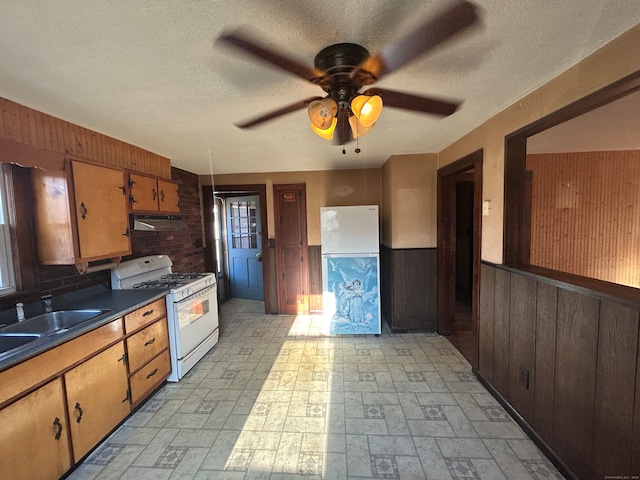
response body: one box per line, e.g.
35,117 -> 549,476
0,378 -> 72,480
129,173 -> 159,212
158,179 -> 180,213
72,161 -> 131,260
65,341 -> 130,462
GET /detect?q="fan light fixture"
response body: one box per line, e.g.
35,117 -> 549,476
350,95 -> 383,128
308,94 -> 383,141
308,99 -> 338,130
310,117 -> 338,140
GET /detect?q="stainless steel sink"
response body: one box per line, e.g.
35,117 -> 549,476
1,309 -> 111,335
0,333 -> 41,355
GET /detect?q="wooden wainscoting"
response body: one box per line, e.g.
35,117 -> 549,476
380,246 -> 437,332
478,262 -> 640,480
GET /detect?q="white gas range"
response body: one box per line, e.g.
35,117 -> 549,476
111,255 -> 218,382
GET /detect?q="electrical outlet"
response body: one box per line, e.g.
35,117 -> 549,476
519,365 -> 530,390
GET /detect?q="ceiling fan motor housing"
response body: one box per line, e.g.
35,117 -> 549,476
313,43 -> 375,115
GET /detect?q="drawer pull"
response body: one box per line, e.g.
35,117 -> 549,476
53,417 -> 63,440
142,309 -> 154,317
146,368 -> 158,379
144,337 -> 156,346
74,402 -> 83,423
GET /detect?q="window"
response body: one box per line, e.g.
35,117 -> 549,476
0,170 -> 15,294
229,200 -> 258,250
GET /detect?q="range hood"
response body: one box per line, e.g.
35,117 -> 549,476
132,214 -> 187,231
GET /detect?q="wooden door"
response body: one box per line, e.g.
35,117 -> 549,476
158,179 -> 180,213
0,378 -> 72,480
129,173 -> 159,211
71,161 -> 130,259
65,341 -> 130,461
274,184 -> 309,314
226,195 -> 264,300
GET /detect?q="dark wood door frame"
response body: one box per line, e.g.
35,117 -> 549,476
202,184 -> 272,313
437,150 -> 483,370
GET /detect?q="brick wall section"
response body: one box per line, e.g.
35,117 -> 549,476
128,167 -> 205,271
0,167 -> 206,309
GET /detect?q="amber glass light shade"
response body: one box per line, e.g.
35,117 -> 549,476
348,115 -> 374,139
307,98 -> 338,130
310,117 -> 338,140
350,95 -> 383,128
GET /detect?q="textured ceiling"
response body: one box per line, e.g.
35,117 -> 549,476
1,1 -> 639,175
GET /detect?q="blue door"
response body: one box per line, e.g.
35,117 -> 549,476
226,195 -> 264,300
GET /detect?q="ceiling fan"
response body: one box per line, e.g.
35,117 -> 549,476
217,0 -> 480,146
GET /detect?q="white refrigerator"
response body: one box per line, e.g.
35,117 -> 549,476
320,205 -> 381,335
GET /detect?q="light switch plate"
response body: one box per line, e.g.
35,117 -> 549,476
482,200 -> 491,216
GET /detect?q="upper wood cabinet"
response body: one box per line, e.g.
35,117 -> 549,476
129,173 -> 179,213
32,159 -> 131,265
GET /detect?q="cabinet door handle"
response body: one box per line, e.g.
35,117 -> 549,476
146,368 -> 158,379
123,228 -> 130,237
152,188 -> 157,200
118,352 -> 128,365
122,389 -> 130,403
160,190 -> 165,202
53,417 -> 63,440
74,402 -> 83,423
142,309 -> 154,317
119,185 -> 127,195
144,337 -> 156,347
79,202 -> 87,220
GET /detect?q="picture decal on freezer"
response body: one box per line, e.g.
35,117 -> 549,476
327,256 -> 379,334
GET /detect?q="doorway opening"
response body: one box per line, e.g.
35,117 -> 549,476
437,150 -> 482,369
202,184 -> 272,313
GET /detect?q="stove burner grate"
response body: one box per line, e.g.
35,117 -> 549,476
132,279 -> 187,289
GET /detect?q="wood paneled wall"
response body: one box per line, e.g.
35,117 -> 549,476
380,246 -> 438,332
527,150 -> 640,288
0,97 -> 171,178
478,262 -> 640,480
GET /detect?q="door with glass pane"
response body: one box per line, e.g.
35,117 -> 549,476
226,195 -> 264,300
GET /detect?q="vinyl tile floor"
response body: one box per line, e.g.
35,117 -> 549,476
68,298 -> 565,480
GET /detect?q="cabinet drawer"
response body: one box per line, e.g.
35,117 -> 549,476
126,319 -> 169,373
124,298 -> 166,333
129,349 -> 171,405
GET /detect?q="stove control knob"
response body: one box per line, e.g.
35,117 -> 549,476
187,288 -> 193,297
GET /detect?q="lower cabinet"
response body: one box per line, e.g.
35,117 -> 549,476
0,378 -> 72,480
65,341 -> 130,461
125,310 -> 171,407
0,297 -> 172,480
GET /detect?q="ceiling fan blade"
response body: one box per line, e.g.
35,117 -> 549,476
217,27 -> 323,83
356,0 -> 480,80
235,96 -> 322,129
364,88 -> 460,117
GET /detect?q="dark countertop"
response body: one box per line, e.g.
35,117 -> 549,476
0,285 -> 167,372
